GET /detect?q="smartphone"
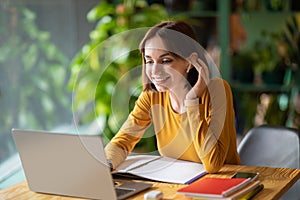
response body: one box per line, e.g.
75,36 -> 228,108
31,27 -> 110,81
232,172 -> 259,181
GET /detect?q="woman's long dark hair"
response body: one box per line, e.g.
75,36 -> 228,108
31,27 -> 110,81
139,21 -> 208,91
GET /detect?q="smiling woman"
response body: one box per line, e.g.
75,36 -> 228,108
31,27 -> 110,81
105,20 -> 241,173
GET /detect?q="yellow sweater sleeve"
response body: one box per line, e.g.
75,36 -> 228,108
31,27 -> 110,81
186,79 -> 241,173
104,92 -> 152,168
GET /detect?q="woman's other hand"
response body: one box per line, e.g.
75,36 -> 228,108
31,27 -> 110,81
186,53 -> 210,100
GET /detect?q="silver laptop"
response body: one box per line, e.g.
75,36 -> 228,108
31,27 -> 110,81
12,129 -> 152,200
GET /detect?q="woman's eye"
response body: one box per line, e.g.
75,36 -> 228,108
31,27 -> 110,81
162,59 -> 172,64
145,60 -> 153,64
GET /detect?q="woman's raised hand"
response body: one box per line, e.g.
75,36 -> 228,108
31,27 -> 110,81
185,53 -> 210,100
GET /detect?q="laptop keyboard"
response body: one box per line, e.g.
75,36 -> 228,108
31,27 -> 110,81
115,187 -> 135,197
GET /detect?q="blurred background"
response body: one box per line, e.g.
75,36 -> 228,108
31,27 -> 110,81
1,0 -> 300,189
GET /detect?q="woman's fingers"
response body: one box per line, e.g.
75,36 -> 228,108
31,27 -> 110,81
197,58 -> 210,84
192,58 -> 209,86
185,60 -> 209,100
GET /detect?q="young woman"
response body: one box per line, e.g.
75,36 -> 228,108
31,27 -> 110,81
105,20 -> 241,173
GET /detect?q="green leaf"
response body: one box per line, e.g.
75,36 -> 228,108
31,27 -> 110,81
23,8 -> 36,21
87,2 -> 115,22
22,44 -> 38,70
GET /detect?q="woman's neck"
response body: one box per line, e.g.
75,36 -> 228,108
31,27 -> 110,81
168,82 -> 190,114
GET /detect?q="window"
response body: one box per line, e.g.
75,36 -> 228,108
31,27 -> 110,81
0,0 -> 98,187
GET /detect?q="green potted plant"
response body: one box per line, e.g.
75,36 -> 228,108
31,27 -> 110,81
0,4 -> 69,162
281,15 -> 300,80
69,0 -> 185,149
280,15 -> 300,129
250,31 -> 287,85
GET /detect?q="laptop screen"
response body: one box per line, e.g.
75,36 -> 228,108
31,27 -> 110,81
12,129 -> 118,199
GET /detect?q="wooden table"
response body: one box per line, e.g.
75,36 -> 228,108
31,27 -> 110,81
0,165 -> 299,200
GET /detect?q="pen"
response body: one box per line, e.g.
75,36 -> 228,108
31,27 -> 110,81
126,156 -> 162,171
184,172 -> 207,184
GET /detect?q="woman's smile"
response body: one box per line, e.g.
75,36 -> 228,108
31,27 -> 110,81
144,37 -> 189,92
151,75 -> 171,85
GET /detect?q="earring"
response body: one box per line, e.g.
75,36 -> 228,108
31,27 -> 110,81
186,63 -> 191,73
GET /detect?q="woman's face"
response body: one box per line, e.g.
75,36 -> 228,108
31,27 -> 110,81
144,37 -> 189,92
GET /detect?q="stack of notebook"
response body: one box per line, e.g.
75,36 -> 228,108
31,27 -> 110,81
177,173 -> 263,200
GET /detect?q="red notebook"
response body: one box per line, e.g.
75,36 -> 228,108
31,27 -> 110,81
177,177 -> 251,198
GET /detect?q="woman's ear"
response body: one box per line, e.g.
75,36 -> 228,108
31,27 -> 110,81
188,52 -> 198,62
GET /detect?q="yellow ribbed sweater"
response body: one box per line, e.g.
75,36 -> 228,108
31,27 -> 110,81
105,78 -> 241,173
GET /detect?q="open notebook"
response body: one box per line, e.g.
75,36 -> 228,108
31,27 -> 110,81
113,154 -> 207,184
